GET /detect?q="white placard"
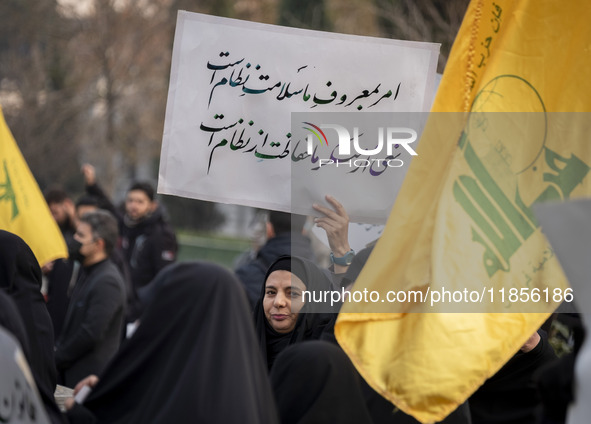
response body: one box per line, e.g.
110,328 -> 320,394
158,11 -> 439,222
312,222 -> 384,254
0,327 -> 50,423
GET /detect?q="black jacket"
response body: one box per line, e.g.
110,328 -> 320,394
120,207 -> 177,291
55,259 -> 126,387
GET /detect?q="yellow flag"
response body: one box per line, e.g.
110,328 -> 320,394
0,107 -> 67,266
335,1 -> 591,423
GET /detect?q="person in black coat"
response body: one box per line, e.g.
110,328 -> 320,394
81,165 -> 177,294
81,166 -> 177,324
55,210 -> 126,388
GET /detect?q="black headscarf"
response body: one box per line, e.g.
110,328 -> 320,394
76,261 -> 279,424
0,290 -> 30,354
0,232 -> 59,401
254,255 -> 334,370
270,340 -> 373,424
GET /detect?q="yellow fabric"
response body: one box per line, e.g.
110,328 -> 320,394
0,107 -> 67,266
335,1 -> 591,422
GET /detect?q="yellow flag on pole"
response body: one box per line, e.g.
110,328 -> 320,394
335,1 -> 591,423
0,107 -> 67,266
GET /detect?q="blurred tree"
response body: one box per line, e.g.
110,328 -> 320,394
325,0 -> 380,37
0,0 -> 82,191
279,0 -> 332,31
0,0 -> 228,230
161,195 -> 225,232
373,0 -> 470,72
63,0 -> 172,194
0,0 -> 470,234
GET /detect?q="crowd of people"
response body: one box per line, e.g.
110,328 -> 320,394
0,164 -> 583,424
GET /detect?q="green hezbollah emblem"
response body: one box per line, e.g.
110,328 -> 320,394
453,76 -> 590,277
1,160 -> 19,221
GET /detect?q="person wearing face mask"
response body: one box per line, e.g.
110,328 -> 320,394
55,209 -> 126,388
80,165 -> 177,295
75,194 -> 136,330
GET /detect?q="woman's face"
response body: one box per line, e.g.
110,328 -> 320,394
263,270 -> 306,334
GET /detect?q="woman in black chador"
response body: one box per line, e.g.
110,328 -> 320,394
67,261 -> 279,424
0,230 -> 64,423
253,255 -> 335,370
